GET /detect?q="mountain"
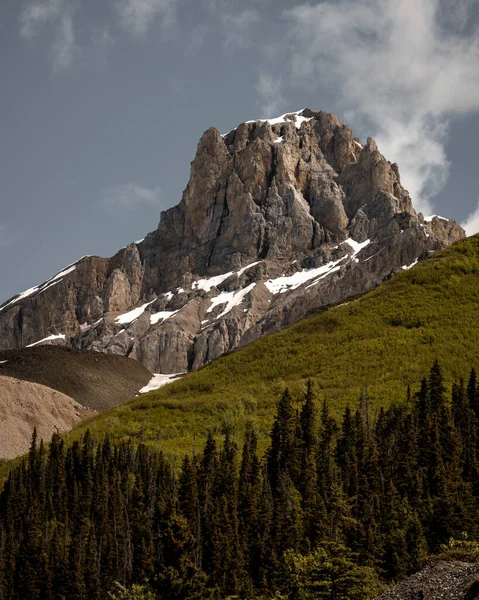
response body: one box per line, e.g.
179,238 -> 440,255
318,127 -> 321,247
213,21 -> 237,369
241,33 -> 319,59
64,234 -> 479,458
0,109 -> 464,374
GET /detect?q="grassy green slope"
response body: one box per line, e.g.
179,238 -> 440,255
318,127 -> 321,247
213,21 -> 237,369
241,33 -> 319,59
70,235 -> 479,458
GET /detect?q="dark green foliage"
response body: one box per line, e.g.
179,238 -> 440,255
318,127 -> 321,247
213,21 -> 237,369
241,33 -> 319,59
2,363 -> 479,599
108,582 -> 156,599
282,543 -> 382,599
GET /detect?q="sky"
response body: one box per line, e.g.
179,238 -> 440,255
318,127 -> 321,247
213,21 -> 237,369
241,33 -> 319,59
1,0 -> 479,304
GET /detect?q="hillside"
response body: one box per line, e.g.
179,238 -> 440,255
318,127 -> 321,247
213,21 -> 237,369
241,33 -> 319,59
0,346 -> 152,411
2,357 -> 479,599
0,376 -> 92,459
68,234 -> 479,457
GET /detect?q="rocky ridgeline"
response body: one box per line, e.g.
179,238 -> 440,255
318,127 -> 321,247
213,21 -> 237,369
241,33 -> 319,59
0,109 -> 465,373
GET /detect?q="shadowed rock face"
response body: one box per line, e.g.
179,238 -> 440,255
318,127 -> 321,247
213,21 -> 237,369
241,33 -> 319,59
0,109 -> 465,373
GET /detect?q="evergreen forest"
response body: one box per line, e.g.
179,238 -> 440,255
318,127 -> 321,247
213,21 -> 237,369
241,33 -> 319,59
1,361 -> 479,600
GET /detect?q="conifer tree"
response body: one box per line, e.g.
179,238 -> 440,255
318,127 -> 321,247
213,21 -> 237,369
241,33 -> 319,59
268,389 -> 299,491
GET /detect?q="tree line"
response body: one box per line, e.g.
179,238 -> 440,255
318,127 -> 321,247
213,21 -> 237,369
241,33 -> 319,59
1,361 -> 479,599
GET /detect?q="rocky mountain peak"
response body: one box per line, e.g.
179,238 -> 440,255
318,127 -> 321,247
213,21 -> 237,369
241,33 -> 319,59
142,110 -> 416,287
0,108 -> 465,373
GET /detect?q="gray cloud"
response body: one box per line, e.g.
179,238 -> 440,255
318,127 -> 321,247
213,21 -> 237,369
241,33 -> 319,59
214,4 -> 260,51
18,0 -> 263,71
183,2 -> 262,54
93,26 -> 115,51
255,74 -> 285,118
279,0 -> 479,214
19,0 -> 78,71
116,0 -> 177,37
103,182 -> 162,210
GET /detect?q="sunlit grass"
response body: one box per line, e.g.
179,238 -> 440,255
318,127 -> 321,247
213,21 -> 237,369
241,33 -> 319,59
58,235 -> 479,460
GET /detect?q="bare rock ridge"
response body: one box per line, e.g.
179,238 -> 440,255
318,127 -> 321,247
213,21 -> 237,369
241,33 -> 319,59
0,109 -> 465,373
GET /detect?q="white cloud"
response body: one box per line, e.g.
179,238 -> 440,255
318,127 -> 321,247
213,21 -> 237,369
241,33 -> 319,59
116,0 -> 177,37
19,0 -> 77,71
255,74 -> 285,118
103,182 -> 162,209
462,200 -> 479,236
281,0 -> 479,214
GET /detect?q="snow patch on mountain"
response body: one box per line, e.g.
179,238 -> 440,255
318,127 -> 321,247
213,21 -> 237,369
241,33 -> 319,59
222,110 -> 313,137
424,215 -> 448,222
246,110 -> 314,129
193,272 -> 234,292
265,258 -> 345,294
206,283 -> 256,320
116,300 -> 155,325
341,238 -> 371,257
193,262 -> 261,292
27,334 -> 66,348
150,309 -> 179,325
139,372 -> 184,393
402,258 -> 419,270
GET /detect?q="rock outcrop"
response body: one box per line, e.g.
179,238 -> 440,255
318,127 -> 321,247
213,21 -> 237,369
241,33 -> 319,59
0,109 -> 465,373
374,560 -> 479,600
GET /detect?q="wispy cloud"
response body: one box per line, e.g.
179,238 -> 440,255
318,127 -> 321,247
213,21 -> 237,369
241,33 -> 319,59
19,0 -> 78,71
216,5 -> 260,51
255,74 -> 285,118
462,199 -> 479,236
181,1 -> 262,54
93,26 -> 116,51
116,0 -> 177,37
88,26 -> 116,67
279,0 -> 479,214
103,182 -> 162,210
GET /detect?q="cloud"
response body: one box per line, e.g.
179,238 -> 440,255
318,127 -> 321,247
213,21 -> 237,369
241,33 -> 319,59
19,0 -> 77,71
183,1 -> 261,54
116,0 -> 177,37
93,26 -> 116,51
0,225 -> 15,249
216,6 -> 260,51
281,0 -> 479,214
103,182 -> 162,210
462,200 -> 479,235
255,74 -> 285,118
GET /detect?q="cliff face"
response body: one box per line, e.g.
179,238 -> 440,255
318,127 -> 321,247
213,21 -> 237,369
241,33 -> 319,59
0,109 -> 465,373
